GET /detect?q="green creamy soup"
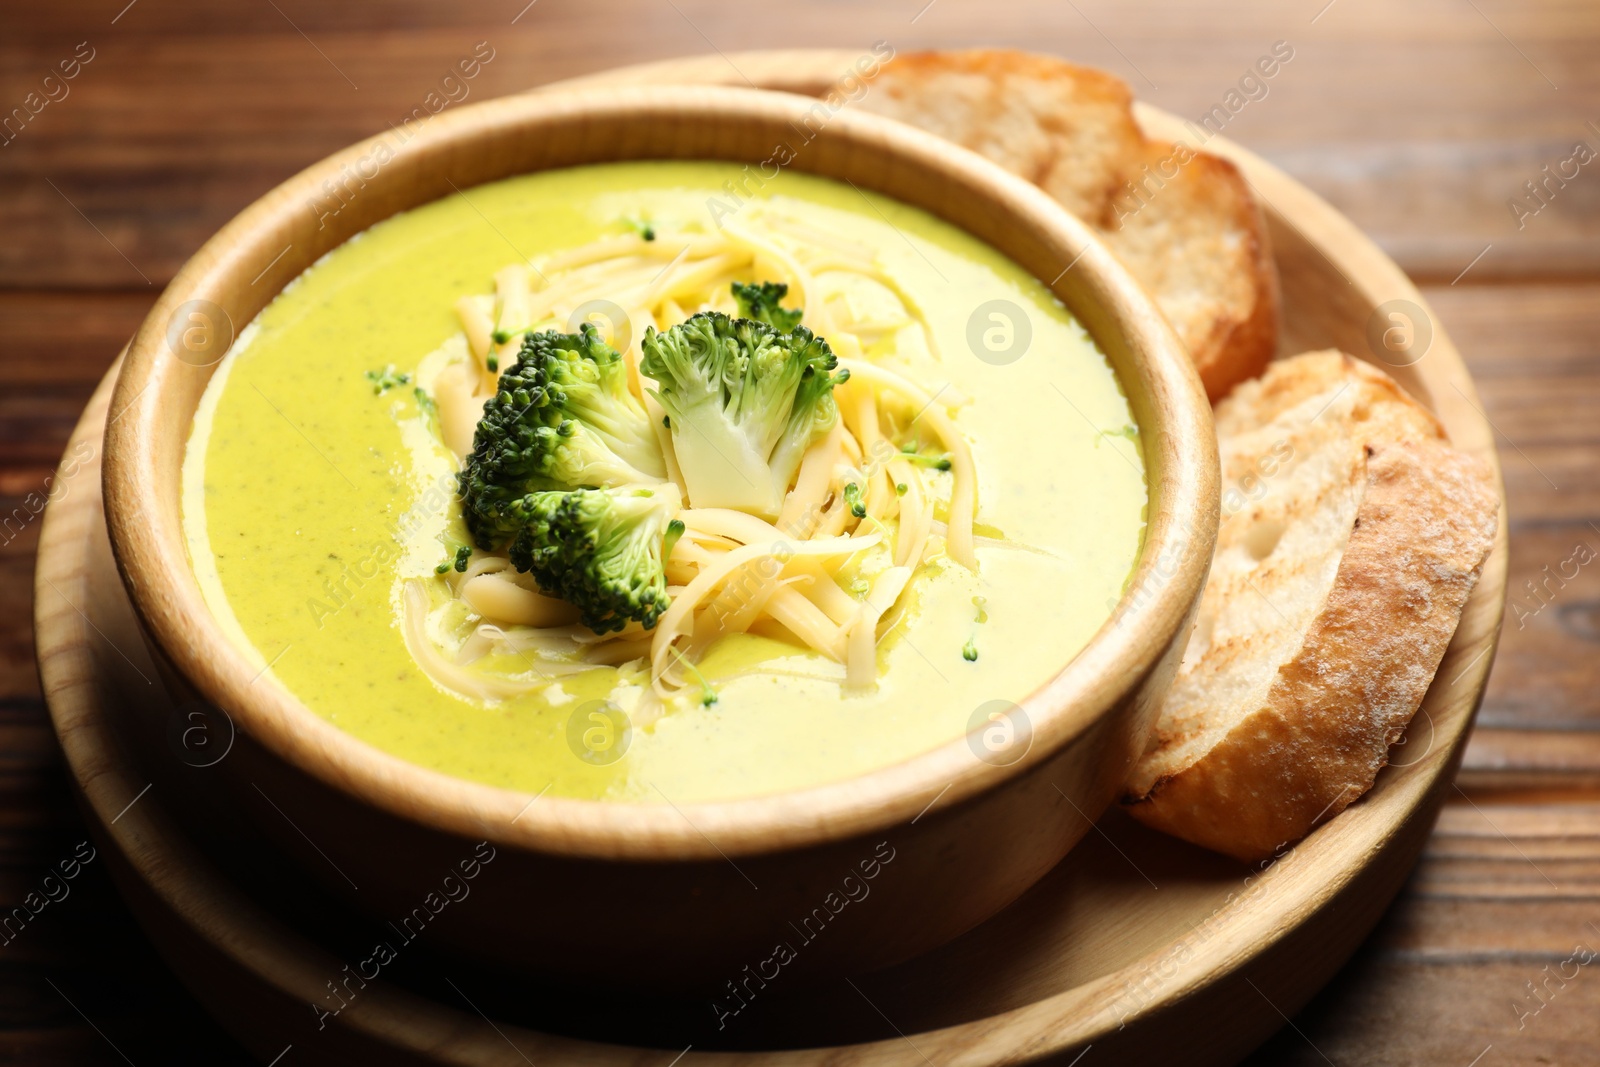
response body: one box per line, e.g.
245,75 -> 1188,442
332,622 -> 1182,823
183,161 -> 1146,803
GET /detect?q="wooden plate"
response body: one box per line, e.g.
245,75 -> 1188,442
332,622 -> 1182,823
33,51 -> 1507,1067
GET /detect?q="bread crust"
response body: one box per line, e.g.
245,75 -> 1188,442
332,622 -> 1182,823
845,50 -> 1279,402
1122,355 -> 1499,863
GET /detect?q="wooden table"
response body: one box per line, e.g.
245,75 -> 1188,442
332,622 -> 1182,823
3,2 -> 1596,1062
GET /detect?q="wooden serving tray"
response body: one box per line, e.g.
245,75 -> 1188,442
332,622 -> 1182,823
33,52 -> 1507,1067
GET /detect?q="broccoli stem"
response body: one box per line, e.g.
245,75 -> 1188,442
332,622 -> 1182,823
662,518 -> 686,560
670,646 -> 718,706
899,446 -> 952,472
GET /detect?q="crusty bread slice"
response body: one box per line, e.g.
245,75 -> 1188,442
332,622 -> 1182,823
1122,351 -> 1498,862
850,50 -> 1144,221
1099,140 -> 1280,402
846,50 -> 1277,401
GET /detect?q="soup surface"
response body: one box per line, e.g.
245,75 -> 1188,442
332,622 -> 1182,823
183,161 -> 1146,802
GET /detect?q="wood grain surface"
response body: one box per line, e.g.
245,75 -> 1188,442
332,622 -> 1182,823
3,1 -> 1597,1064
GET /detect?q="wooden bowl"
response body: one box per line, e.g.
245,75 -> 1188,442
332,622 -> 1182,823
98,84 -> 1216,987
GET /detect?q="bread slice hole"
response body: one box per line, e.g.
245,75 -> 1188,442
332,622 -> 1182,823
1243,517 -> 1287,562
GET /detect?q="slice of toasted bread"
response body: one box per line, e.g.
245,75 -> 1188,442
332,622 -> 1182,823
851,50 -> 1144,221
1099,140 -> 1279,402
846,50 -> 1277,402
1122,351 -> 1498,862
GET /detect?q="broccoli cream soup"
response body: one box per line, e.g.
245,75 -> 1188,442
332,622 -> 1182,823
183,161 -> 1146,802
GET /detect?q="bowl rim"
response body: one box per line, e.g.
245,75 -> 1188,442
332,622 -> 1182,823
101,83 -> 1217,860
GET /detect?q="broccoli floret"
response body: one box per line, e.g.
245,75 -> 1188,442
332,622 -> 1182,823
503,483 -> 682,633
461,325 -> 666,549
843,482 -> 867,519
640,311 -> 847,517
434,544 -> 472,574
731,280 -> 804,333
